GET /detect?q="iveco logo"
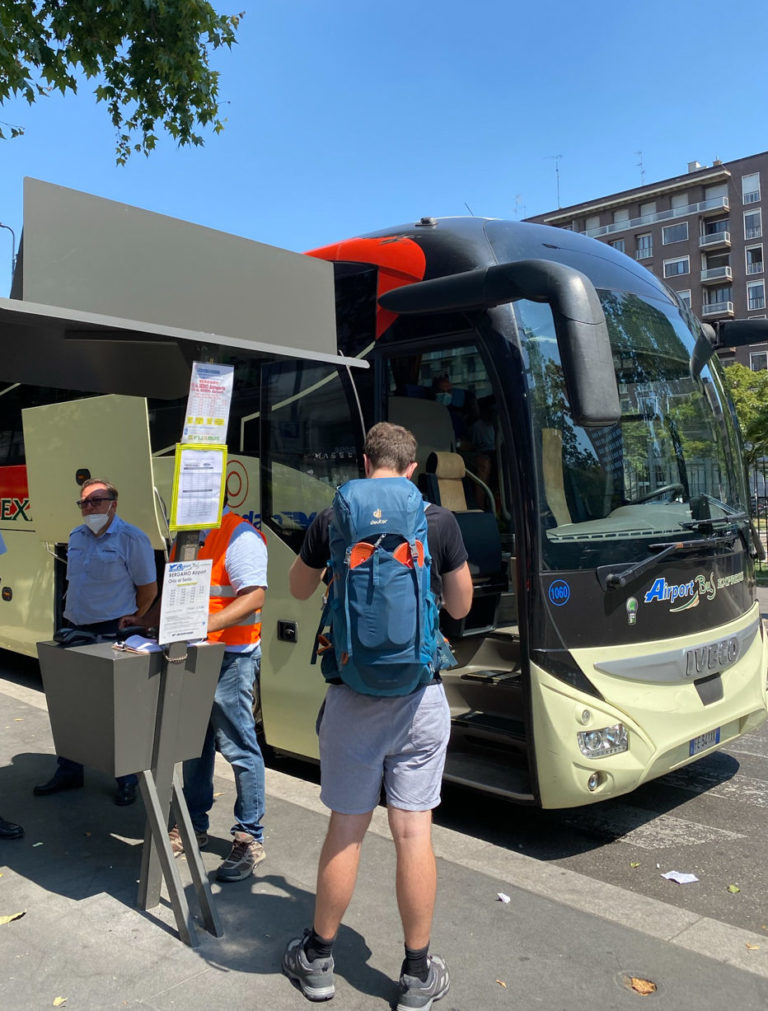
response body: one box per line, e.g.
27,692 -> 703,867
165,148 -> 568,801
685,637 -> 740,679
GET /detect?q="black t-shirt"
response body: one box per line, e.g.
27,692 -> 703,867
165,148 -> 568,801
300,501 -> 468,601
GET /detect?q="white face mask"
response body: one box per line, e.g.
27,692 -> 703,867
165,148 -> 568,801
84,511 -> 111,535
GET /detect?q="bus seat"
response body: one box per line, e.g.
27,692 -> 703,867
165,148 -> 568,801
421,450 -> 497,515
389,396 -> 456,471
541,428 -> 572,527
421,452 -> 508,637
420,451 -> 471,512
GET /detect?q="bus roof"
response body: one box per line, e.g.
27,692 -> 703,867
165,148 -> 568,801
0,179 -> 365,397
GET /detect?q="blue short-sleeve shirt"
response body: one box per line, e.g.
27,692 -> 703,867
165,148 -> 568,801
64,513 -> 156,625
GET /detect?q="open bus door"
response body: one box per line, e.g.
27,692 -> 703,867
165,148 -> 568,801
22,394 -> 167,633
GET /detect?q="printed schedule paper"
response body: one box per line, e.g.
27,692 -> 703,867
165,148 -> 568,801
158,559 -> 213,645
169,444 -> 227,531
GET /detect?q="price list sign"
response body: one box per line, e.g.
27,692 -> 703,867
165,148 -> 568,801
182,363 -> 234,445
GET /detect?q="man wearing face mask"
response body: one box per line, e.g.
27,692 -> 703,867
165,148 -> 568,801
33,478 -> 158,806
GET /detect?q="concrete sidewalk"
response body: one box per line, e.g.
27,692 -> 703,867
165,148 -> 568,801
3,678 -> 768,1010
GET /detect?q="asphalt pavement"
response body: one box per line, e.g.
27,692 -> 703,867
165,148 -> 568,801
4,657 -> 768,1009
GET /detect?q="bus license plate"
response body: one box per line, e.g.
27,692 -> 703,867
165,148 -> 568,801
689,728 -> 720,756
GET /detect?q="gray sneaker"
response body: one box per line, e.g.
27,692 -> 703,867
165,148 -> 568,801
396,954 -> 450,1011
168,824 -> 208,858
282,929 -> 335,1002
215,831 -> 265,882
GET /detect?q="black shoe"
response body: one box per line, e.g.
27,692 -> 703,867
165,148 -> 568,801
33,772 -> 84,796
0,816 -> 24,839
114,782 -> 138,807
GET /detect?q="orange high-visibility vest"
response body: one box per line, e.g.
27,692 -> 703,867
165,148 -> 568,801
172,512 -> 266,647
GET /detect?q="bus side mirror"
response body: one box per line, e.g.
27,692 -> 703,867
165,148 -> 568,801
379,259 -> 621,428
691,318 -> 768,379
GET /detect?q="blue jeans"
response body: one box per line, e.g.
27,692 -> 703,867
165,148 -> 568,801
182,649 -> 265,842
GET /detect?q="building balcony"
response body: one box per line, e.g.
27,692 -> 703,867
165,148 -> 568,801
700,266 -> 733,284
702,300 -> 735,318
699,196 -> 731,217
699,230 -> 731,250
747,261 -> 764,275
582,196 -> 730,238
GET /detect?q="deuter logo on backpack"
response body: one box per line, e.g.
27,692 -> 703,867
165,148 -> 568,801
313,477 -> 446,696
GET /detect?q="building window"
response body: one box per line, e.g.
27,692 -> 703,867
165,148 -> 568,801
663,222 -> 688,244
585,214 -> 600,233
748,280 -> 766,311
704,218 -> 730,236
750,350 -> 768,371
635,233 -> 653,259
609,238 -> 625,254
663,256 -> 690,277
639,201 -> 656,219
746,245 -> 764,275
677,289 -> 691,308
613,208 -> 629,226
742,172 -> 761,205
671,192 -> 688,210
705,284 -> 732,305
745,209 -> 762,239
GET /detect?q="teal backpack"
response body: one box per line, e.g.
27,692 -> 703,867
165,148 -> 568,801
312,477 -> 448,696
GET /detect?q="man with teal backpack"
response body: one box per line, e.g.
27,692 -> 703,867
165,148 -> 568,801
283,422 -> 472,1010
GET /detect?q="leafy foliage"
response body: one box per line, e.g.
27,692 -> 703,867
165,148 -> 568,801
0,1 -> 242,163
722,361 -> 768,466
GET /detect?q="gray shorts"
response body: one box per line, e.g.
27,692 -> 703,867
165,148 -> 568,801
318,682 -> 451,814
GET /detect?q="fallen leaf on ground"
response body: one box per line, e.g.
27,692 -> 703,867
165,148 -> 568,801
727,884 -> 741,893
629,977 -> 657,995
0,911 -> 26,925
630,862 -> 640,868
495,979 -> 507,989
53,998 -> 67,1007
746,943 -> 760,950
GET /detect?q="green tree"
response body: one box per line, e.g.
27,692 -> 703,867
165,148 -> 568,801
722,361 -> 768,467
0,1 -> 242,164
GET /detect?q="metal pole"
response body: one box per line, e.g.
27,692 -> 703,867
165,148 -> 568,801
0,222 -> 16,281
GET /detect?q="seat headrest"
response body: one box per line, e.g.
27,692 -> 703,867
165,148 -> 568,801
426,451 -> 466,480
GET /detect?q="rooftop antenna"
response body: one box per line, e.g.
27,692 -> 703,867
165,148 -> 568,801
547,155 -> 563,208
636,150 -> 645,185
513,194 -> 526,219
464,201 -> 475,216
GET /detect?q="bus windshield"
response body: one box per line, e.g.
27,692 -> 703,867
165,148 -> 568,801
518,290 -> 749,571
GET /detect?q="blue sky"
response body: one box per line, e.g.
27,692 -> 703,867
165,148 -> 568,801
0,0 -> 765,296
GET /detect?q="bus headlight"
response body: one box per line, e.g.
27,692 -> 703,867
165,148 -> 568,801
577,723 -> 628,758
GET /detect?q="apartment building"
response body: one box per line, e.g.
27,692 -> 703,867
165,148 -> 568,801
525,151 -> 768,369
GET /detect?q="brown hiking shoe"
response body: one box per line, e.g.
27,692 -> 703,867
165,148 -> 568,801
215,831 -> 265,881
168,824 -> 208,858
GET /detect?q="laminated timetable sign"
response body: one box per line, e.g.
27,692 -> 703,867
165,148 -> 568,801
158,559 -> 213,645
182,362 -> 234,445
169,444 -> 227,531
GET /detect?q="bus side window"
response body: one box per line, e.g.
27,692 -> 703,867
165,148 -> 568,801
264,361 -> 363,554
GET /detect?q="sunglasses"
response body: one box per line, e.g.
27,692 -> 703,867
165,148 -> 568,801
76,496 -> 115,509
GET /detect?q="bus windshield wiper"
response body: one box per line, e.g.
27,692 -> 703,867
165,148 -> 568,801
682,512 -> 749,531
598,534 -> 738,592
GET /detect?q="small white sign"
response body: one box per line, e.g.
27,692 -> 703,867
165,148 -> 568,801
158,559 -> 213,645
182,362 -> 234,444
